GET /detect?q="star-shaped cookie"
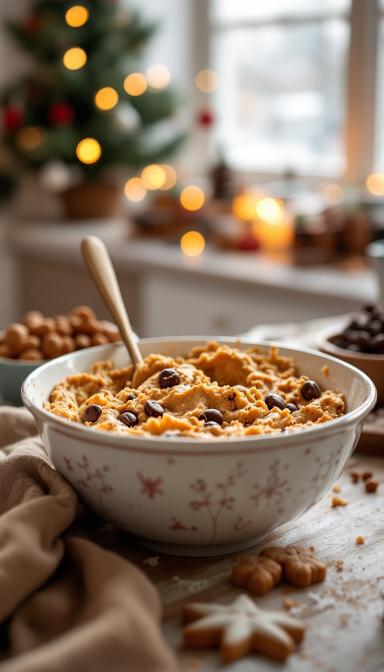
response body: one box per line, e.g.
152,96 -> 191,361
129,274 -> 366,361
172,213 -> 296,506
182,594 -> 305,663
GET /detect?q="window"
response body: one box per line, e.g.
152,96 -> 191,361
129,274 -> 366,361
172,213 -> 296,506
210,0 -> 351,177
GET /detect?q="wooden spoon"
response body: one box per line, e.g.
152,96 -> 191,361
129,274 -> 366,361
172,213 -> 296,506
81,236 -> 143,367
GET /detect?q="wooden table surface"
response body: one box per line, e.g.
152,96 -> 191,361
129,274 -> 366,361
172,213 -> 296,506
93,453 -> 384,671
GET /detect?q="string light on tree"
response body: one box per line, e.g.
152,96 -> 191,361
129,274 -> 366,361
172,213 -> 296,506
124,177 -> 147,202
76,137 -> 102,164
323,183 -> 344,205
63,47 -> 87,70
180,231 -> 205,257
124,73 -> 147,96
160,164 -> 177,190
366,172 -> 384,196
146,64 -> 171,89
180,185 -> 205,211
195,69 -> 218,93
16,126 -> 44,151
141,164 -> 166,190
65,5 -> 89,28
95,87 -> 119,111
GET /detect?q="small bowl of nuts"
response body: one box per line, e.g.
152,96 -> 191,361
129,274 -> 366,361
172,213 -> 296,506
316,304 -> 384,405
0,305 -> 120,405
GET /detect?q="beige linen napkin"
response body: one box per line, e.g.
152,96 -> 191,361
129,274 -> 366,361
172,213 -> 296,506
0,407 -> 177,672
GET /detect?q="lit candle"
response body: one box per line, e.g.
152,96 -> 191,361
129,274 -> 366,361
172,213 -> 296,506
252,198 -> 294,252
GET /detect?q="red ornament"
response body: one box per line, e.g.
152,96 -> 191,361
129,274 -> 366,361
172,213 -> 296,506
3,106 -> 23,132
237,232 -> 260,252
197,108 -> 214,128
49,102 -> 74,125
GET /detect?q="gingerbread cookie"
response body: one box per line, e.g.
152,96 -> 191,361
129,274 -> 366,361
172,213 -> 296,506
231,555 -> 282,595
261,545 -> 326,587
182,594 -> 305,663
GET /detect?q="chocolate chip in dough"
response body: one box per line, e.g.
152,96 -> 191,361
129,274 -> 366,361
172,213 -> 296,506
199,408 -> 224,425
300,380 -> 321,401
158,368 -> 180,388
117,411 -> 139,427
144,400 -> 164,418
264,393 -> 286,410
82,404 -> 102,423
286,403 -> 298,413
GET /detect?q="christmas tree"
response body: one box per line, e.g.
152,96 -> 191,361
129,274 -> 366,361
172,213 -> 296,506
0,1 -> 185,185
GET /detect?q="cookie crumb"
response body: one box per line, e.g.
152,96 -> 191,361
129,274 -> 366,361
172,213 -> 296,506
335,559 -> 344,572
355,535 -> 365,545
362,471 -> 373,482
350,471 -> 360,484
365,479 -> 379,493
332,484 -> 341,493
331,495 -> 348,508
322,365 -> 330,377
283,597 -> 300,610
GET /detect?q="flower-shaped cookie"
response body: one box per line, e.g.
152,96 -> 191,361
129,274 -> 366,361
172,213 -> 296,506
183,594 -> 305,663
260,545 -> 327,587
231,555 -> 282,595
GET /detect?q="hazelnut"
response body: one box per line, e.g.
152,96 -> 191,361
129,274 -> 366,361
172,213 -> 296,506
78,318 -> 103,335
91,332 -> 109,346
24,335 -> 40,350
42,333 -> 64,359
55,317 -> 73,336
70,305 -> 96,321
32,318 -> 55,336
101,321 -> 121,342
19,348 -> 43,361
365,479 -> 379,493
22,310 -> 43,327
4,323 -> 29,355
0,344 -> 12,358
74,334 -> 91,349
62,336 -> 75,354
362,471 -> 373,481
69,315 -> 83,333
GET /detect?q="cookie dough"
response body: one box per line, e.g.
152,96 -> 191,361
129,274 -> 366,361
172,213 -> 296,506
45,341 -> 345,438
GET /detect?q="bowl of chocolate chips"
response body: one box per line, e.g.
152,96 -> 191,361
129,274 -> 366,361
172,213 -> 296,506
317,304 -> 384,404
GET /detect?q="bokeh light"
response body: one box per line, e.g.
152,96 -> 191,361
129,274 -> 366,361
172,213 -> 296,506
124,177 -> 147,202
366,172 -> 384,196
146,64 -> 171,89
94,87 -> 119,111
76,137 -> 102,164
124,73 -> 147,96
65,5 -> 89,28
323,183 -> 344,205
195,69 -> 218,93
160,164 -> 177,190
180,185 -> 205,211
63,47 -> 87,70
256,197 -> 284,224
141,164 -> 166,190
16,126 -> 44,151
180,231 -> 206,257
232,193 -> 259,220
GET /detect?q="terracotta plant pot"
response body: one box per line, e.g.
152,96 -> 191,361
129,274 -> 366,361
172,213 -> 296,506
61,182 -> 122,220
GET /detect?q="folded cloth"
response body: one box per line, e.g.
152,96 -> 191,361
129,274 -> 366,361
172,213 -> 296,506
0,407 -> 177,672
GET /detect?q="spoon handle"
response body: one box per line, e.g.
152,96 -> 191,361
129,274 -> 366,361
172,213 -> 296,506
81,236 -> 143,366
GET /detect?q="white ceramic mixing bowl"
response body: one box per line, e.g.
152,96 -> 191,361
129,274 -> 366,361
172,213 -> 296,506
22,337 -> 376,556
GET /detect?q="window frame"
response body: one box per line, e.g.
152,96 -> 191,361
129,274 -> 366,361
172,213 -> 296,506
193,0 -> 380,182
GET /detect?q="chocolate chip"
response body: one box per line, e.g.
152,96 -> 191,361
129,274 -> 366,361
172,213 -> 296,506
126,393 -> 136,400
117,411 -> 138,427
286,403 -> 297,413
205,421 -> 220,427
82,404 -> 102,423
144,400 -> 164,417
199,408 -> 224,425
347,330 -> 371,347
158,368 -> 180,388
264,393 -> 286,410
371,334 -> 384,354
367,320 -> 382,336
301,380 -> 321,401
